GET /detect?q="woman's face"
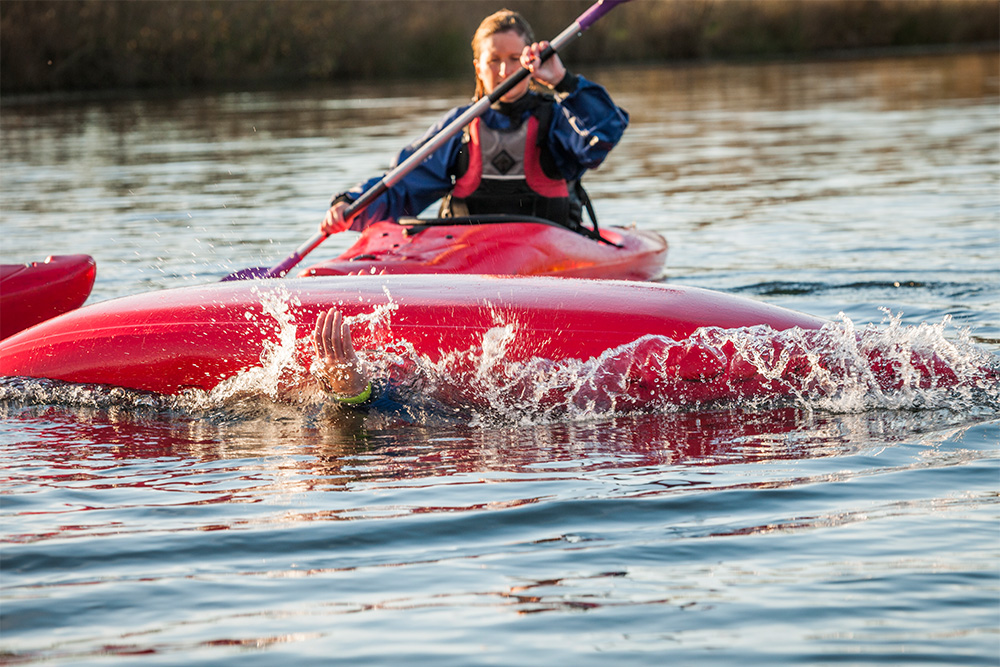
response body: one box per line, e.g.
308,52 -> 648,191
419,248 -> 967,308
474,30 -> 530,102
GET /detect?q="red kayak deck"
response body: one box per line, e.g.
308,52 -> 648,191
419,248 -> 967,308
299,218 -> 667,280
0,254 -> 96,340
0,274 -> 827,406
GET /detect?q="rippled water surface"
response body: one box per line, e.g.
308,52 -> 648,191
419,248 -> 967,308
2,52 -> 998,665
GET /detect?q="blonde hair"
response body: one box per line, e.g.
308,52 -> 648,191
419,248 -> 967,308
472,9 -> 535,100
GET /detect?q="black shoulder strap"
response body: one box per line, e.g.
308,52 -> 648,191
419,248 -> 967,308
571,181 -> 621,247
449,124 -> 472,182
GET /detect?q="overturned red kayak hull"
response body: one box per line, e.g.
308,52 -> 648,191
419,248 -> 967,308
0,275 -> 824,403
0,255 -> 96,340
299,220 -> 667,280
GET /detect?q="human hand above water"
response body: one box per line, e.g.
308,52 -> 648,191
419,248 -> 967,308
312,307 -> 369,398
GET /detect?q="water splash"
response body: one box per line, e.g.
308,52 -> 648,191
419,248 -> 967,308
182,284 -> 310,410
367,310 -> 999,423
2,294 -> 996,425
708,311 -> 997,413
783,310 -> 998,412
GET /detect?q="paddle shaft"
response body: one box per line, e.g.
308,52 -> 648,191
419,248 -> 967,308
257,0 -> 630,280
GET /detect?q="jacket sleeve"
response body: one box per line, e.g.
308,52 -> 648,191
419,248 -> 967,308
333,106 -> 470,231
547,73 -> 629,181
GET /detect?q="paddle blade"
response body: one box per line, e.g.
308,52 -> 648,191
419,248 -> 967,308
578,0 -> 632,31
221,266 -> 275,281
220,231 -> 329,281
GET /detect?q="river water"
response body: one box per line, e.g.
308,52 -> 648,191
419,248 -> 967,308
1,52 -> 998,665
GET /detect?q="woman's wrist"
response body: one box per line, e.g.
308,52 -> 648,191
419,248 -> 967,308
314,368 -> 368,397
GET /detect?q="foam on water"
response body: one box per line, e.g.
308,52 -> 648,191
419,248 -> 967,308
454,316 -> 998,423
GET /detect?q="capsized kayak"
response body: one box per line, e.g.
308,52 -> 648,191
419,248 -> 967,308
298,216 -> 667,280
1,274 -> 827,404
3,275 -> 990,410
0,254 -> 96,340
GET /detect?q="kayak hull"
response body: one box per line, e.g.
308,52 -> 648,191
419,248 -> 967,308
0,255 -> 96,340
0,275 -> 826,404
299,219 -> 668,281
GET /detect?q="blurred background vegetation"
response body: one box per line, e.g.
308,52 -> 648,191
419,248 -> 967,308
2,0 -> 997,94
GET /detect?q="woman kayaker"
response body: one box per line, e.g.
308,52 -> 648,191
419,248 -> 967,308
320,8 -> 629,237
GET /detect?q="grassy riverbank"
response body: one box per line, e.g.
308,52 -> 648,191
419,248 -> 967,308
2,0 -> 997,93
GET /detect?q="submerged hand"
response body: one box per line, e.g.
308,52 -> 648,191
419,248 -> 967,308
312,308 -> 369,397
520,41 -> 566,89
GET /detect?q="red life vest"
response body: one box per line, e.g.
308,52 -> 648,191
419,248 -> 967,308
442,115 -> 572,225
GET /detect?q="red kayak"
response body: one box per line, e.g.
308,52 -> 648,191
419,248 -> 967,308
0,254 -> 96,340
0,274 -> 824,402
299,216 -> 667,280
3,275 -> 988,409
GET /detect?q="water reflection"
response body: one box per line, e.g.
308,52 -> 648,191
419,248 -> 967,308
3,398 -> 987,505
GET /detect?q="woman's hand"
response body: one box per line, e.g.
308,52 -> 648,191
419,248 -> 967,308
312,307 -> 369,397
520,41 -> 566,90
320,201 -> 351,235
